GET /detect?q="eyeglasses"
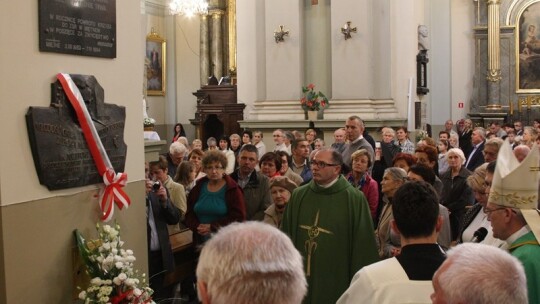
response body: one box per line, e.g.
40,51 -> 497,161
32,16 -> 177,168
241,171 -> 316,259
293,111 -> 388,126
310,160 -> 340,169
483,206 -> 506,215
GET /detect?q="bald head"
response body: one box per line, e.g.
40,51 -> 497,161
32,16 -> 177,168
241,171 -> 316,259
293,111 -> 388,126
514,145 -> 530,163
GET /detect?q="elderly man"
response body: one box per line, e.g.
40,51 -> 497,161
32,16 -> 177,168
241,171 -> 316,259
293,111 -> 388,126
230,144 -> 271,220
444,119 -> 458,138
431,243 -> 527,304
486,141 -> 540,303
282,148 -> 379,304
482,137 -> 503,163
342,115 -> 375,171
272,129 -> 288,153
331,128 -> 347,153
465,127 -> 486,171
514,144 -> 530,162
339,181 -> 446,304
163,141 -> 188,178
196,222 -> 307,304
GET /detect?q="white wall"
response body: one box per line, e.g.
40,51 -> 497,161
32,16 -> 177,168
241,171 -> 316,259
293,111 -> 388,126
0,1 -> 144,206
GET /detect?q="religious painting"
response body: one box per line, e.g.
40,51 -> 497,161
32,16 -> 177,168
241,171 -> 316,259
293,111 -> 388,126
146,31 -> 166,96
517,2 -> 540,93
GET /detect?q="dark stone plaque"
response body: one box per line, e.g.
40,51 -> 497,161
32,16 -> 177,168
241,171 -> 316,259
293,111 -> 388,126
38,0 -> 116,58
26,75 -> 127,190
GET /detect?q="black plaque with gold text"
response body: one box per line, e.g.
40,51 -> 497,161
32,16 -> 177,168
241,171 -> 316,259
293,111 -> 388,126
39,0 -> 116,58
26,75 -> 127,190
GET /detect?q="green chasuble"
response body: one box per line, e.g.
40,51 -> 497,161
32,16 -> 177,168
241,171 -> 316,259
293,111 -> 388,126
281,176 -> 379,304
509,231 -> 540,304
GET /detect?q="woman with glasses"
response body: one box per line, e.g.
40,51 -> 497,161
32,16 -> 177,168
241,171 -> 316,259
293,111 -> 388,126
375,167 -> 408,258
458,164 -> 507,249
185,150 -> 246,245
440,148 -> 473,241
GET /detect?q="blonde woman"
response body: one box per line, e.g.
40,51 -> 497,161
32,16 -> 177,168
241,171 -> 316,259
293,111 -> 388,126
522,126 -> 538,149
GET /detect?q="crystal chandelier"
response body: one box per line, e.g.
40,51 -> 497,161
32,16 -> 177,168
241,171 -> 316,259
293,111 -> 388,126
169,0 -> 209,17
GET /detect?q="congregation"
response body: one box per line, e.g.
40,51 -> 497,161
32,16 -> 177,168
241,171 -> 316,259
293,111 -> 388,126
145,115 -> 540,303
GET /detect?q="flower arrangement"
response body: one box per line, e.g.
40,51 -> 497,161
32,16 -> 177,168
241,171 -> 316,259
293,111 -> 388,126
75,223 -> 154,304
301,84 -> 329,111
143,118 -> 155,127
415,130 -> 429,143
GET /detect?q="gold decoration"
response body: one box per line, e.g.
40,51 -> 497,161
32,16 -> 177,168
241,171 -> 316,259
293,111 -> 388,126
490,190 -> 537,208
299,210 -> 333,276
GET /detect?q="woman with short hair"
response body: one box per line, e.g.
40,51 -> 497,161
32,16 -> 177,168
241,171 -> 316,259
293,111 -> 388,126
185,150 -> 246,244
440,148 -> 473,241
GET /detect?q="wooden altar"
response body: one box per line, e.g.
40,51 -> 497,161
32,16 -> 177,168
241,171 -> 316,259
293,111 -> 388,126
190,85 -> 245,148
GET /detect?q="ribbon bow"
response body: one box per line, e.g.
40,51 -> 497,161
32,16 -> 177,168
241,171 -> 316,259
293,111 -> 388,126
101,169 -> 131,222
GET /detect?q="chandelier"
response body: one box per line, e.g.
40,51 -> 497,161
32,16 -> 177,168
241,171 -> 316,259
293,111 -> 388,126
169,0 -> 209,17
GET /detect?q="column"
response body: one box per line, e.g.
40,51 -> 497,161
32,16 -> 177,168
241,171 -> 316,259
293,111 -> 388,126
200,15 -> 209,85
210,9 -> 224,79
227,0 -> 237,78
486,0 -> 501,109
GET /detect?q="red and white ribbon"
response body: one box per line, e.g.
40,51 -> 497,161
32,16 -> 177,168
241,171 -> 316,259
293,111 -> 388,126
57,73 -> 130,222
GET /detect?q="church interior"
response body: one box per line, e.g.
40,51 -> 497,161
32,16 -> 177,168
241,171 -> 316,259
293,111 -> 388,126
1,0 -> 538,302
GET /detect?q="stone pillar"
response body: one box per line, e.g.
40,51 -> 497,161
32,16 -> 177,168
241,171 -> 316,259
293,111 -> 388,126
200,15 -> 209,86
486,0 -> 501,109
210,9 -> 224,79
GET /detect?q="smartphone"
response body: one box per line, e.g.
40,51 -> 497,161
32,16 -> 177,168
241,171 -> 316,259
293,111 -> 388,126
375,142 -> 381,149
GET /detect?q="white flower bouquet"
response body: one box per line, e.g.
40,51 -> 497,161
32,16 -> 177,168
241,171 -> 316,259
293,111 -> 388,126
143,118 -> 156,127
75,223 -> 154,304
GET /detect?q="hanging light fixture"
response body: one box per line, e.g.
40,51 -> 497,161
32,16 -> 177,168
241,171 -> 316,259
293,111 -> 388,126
169,0 -> 209,17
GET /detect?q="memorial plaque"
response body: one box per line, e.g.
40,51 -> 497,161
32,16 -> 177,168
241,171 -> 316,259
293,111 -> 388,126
38,0 -> 116,58
26,75 -> 127,190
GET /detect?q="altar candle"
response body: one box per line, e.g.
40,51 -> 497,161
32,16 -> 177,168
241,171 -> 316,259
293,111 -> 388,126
510,100 -> 514,115
527,96 -> 532,109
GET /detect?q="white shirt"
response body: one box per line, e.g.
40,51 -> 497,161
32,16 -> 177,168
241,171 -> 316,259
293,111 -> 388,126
337,258 -> 433,304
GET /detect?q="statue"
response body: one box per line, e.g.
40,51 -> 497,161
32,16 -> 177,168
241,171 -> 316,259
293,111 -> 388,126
418,25 -> 429,51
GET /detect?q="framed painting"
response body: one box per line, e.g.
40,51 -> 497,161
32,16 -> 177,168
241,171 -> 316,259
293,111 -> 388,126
517,1 -> 540,93
146,31 -> 166,96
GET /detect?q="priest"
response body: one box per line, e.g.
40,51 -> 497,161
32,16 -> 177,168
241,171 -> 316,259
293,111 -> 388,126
281,148 -> 379,304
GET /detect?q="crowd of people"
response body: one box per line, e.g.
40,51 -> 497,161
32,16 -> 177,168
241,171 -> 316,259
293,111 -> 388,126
144,117 -> 540,303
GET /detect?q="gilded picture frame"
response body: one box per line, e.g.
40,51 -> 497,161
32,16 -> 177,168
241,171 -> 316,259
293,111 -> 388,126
516,1 -> 540,93
146,31 -> 166,96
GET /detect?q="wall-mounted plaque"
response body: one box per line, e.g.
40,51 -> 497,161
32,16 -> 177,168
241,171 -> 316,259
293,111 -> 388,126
38,0 -> 116,58
26,75 -> 127,190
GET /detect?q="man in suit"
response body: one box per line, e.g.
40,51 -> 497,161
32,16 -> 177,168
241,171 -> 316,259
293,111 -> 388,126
145,162 -> 181,301
465,127 -> 486,171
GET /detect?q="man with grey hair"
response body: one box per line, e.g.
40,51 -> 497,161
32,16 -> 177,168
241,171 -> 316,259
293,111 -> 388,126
282,148 -> 378,304
163,141 -> 188,178
342,115 -> 374,171
514,144 -> 530,162
465,127 -> 486,171
431,243 -> 527,304
331,128 -> 347,153
486,140 -> 540,302
196,221 -> 307,304
482,137 -> 503,163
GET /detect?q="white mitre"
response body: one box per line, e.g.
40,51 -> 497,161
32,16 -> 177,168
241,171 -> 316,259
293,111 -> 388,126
488,139 -> 540,240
